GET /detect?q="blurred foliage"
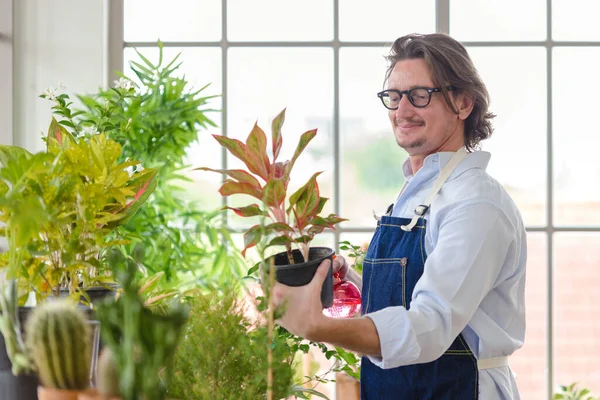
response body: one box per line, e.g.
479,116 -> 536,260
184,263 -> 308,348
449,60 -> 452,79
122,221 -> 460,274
167,288 -> 296,400
73,41 -> 247,288
554,383 -> 599,400
96,254 -> 188,400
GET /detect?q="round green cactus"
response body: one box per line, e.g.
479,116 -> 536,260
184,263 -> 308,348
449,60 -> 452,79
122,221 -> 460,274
25,300 -> 92,390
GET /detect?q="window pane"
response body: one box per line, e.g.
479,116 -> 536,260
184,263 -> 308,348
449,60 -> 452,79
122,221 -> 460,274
553,233 -> 600,394
553,48 -> 600,226
552,0 -> 600,41
123,47 -> 224,210
227,48 -> 334,230
450,0 -> 546,41
339,47 -> 406,228
468,47 -> 547,227
510,233 -> 548,399
339,1 -> 435,42
227,0 -> 333,41
124,0 -> 222,42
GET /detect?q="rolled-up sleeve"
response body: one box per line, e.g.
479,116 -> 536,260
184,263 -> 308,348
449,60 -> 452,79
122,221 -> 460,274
364,201 -> 517,368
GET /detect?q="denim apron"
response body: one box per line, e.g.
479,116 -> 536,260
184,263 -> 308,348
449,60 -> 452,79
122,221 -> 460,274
360,148 -> 479,399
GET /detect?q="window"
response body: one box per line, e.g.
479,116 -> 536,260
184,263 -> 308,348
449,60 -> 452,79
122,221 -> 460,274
118,1 -> 600,398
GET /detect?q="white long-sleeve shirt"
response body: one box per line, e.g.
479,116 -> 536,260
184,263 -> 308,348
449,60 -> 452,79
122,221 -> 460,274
364,150 -> 527,400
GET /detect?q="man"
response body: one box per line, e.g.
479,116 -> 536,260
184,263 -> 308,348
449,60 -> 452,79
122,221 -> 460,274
273,33 -> 527,399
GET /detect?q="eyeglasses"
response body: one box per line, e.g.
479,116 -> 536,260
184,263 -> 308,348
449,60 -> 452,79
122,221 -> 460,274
377,86 -> 453,110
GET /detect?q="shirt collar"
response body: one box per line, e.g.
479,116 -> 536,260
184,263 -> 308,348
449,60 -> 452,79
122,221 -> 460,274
402,149 -> 491,180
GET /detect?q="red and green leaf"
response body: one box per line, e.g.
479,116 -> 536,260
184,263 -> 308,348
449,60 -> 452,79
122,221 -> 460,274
223,204 -> 268,218
288,172 -> 322,228
219,180 -> 262,200
242,224 -> 264,257
195,167 -> 262,189
267,235 -> 294,248
246,123 -> 271,178
47,117 -> 75,149
262,179 -> 286,208
271,109 -> 285,162
284,129 -> 317,181
212,135 -> 269,181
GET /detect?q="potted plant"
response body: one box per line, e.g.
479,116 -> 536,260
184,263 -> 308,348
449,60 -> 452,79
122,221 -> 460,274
0,114 -> 158,304
197,109 -> 346,308
25,300 -> 93,400
74,43 -> 247,289
0,93 -> 157,399
81,254 -> 188,400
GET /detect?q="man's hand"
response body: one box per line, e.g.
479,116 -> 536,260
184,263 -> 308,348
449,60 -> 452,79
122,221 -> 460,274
273,259 -> 331,341
273,256 -> 380,357
333,255 -> 363,292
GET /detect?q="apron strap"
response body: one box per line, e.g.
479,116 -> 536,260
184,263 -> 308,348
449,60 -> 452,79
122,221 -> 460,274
477,355 -> 509,370
401,147 -> 469,232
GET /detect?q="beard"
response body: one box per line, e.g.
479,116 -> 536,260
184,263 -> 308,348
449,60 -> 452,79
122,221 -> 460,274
396,136 -> 426,149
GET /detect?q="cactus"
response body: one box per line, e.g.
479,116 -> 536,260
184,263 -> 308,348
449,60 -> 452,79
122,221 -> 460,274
25,300 -> 91,390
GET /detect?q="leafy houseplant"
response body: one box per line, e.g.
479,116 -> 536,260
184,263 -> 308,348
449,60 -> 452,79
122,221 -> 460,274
0,90 -> 157,400
89,255 -> 188,400
75,42 -> 247,288
167,288 -> 296,400
0,116 -> 158,303
198,109 -> 346,307
25,300 -> 92,400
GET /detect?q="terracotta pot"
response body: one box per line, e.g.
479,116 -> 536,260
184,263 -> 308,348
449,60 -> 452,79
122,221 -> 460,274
335,371 -> 360,400
37,386 -> 86,400
77,389 -> 120,400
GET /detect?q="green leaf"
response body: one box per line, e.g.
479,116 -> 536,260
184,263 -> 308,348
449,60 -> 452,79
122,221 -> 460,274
0,145 -> 33,168
135,48 -> 156,70
289,386 -> 330,400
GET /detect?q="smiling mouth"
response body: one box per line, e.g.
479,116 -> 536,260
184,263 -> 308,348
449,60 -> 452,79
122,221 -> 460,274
397,122 -> 423,130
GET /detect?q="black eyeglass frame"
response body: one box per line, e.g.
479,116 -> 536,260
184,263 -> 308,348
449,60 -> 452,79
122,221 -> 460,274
376,86 -> 455,110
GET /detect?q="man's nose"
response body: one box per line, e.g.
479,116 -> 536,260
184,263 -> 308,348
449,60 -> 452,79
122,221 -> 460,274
393,95 -> 415,117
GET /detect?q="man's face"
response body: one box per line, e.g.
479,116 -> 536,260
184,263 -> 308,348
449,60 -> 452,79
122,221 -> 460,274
387,58 -> 466,157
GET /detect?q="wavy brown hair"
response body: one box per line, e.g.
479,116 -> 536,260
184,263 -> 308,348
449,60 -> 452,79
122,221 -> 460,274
384,33 -> 495,150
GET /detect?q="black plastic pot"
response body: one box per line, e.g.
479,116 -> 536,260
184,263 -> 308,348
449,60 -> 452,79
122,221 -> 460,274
59,285 -> 118,307
0,371 -> 38,400
272,246 -> 334,308
0,307 -> 39,400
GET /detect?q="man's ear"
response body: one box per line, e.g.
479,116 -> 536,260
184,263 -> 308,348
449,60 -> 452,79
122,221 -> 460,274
455,93 -> 474,121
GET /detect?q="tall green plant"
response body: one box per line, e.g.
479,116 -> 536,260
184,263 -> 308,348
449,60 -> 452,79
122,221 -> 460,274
74,42 -> 246,286
95,253 -> 188,400
168,288 -> 295,400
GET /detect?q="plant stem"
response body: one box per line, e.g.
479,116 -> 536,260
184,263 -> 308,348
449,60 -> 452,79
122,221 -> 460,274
285,242 -> 295,265
267,258 -> 275,400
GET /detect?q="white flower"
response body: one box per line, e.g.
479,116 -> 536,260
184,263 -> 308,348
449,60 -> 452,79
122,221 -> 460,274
81,125 -> 98,136
43,81 -> 66,101
114,77 -> 134,91
43,88 -> 57,101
